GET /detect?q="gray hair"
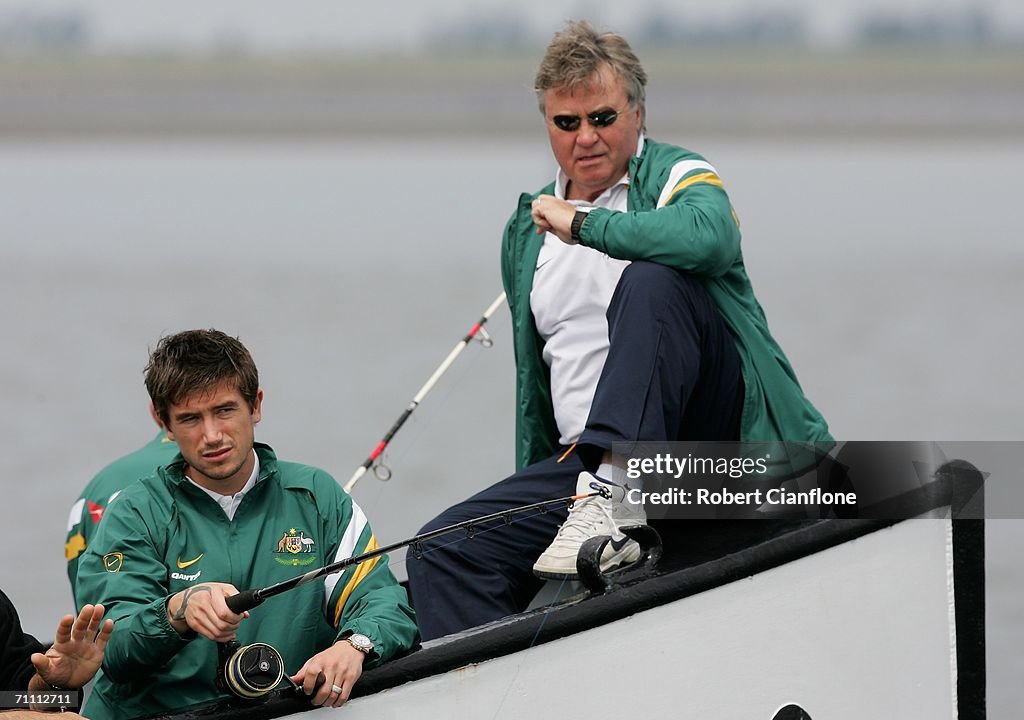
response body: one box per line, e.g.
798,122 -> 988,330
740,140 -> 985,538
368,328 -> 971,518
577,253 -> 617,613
533,20 -> 647,115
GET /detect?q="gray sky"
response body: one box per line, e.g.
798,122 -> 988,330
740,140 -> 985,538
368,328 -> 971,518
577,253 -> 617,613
8,0 -> 1024,53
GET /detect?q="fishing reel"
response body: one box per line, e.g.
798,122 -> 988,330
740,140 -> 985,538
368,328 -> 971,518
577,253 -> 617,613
216,640 -> 285,700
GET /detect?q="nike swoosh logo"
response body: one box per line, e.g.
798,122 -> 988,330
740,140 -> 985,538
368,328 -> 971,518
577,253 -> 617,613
177,553 -> 204,569
535,258 -> 553,271
609,536 -> 632,552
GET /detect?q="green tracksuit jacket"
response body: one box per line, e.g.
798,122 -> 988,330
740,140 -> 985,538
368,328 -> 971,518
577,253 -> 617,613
76,443 -> 418,720
501,138 -> 832,471
65,431 -> 180,606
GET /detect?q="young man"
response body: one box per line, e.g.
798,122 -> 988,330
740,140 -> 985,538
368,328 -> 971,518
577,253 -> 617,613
64,408 -> 179,607
406,20 -> 831,640
1,588 -> 113,719
76,330 -> 417,719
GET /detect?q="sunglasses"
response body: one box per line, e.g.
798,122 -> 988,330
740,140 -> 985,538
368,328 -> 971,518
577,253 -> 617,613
551,107 -> 625,132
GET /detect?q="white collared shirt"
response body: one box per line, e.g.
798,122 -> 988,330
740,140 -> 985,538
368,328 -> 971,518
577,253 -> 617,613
529,136 -> 644,445
187,450 -> 260,521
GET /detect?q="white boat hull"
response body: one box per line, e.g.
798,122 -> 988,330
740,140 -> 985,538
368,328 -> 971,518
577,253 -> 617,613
336,518 -> 961,719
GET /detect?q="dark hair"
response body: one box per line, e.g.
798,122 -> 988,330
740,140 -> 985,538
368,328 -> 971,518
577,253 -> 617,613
145,329 -> 259,425
534,20 -> 647,115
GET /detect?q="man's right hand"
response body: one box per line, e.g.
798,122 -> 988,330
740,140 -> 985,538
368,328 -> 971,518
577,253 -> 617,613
30,603 -> 113,691
166,582 -> 248,642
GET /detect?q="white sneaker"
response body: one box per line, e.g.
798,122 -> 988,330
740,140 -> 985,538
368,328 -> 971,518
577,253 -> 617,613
533,472 -> 648,580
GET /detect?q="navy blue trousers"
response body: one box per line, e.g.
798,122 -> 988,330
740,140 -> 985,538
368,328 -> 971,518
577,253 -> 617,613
407,262 -> 743,640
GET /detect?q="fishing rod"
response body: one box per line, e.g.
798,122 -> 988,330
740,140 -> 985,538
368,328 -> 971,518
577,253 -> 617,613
343,291 -> 507,494
225,487 -> 603,616
214,488 -> 606,700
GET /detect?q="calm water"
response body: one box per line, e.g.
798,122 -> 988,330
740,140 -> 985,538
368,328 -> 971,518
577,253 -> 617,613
1,136 -> 1020,714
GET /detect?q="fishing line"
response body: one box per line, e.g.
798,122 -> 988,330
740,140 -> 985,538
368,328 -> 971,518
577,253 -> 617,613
489,576 -> 570,720
331,511 -> 578,720
225,489 -> 601,614
389,506 -> 568,569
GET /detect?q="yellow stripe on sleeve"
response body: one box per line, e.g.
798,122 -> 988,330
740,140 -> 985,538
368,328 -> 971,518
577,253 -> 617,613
332,535 -> 381,627
665,172 -> 724,205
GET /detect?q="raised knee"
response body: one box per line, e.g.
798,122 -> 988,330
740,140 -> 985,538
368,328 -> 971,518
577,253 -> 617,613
621,260 -> 674,284
617,261 -> 705,301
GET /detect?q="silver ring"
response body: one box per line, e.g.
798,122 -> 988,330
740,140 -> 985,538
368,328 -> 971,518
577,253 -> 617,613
331,684 -> 343,695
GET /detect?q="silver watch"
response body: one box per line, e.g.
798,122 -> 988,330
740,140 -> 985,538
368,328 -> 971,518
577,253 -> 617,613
344,633 -> 374,654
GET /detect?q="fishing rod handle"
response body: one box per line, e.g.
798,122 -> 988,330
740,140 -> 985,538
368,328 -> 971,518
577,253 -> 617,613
226,588 -> 262,614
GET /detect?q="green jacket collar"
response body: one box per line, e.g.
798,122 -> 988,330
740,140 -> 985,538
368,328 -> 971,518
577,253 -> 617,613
161,442 -> 279,487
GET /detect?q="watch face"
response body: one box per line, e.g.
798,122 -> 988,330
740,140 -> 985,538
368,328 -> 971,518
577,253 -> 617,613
571,210 -> 587,241
348,633 -> 374,652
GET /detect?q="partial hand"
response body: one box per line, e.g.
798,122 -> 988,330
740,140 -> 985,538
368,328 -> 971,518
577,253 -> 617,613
531,195 -> 578,244
166,582 -> 248,642
30,603 -> 114,690
290,640 -> 367,708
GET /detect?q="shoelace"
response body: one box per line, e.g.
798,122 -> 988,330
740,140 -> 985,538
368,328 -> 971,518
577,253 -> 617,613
555,495 -> 621,542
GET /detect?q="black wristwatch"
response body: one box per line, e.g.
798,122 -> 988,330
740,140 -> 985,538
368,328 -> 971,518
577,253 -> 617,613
570,209 -> 589,243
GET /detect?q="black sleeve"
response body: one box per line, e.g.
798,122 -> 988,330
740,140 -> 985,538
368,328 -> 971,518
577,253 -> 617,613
0,588 -> 46,691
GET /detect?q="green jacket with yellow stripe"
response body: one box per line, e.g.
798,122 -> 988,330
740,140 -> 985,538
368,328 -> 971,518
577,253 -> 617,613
501,138 -> 832,471
65,430 -> 180,607
76,443 -> 417,720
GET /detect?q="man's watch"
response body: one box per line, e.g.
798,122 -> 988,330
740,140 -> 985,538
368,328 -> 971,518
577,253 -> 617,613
570,209 -> 589,243
344,633 -> 374,655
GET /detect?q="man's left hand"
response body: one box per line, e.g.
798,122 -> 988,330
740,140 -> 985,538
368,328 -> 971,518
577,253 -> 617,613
531,195 -> 578,245
290,639 -> 367,708
30,603 -> 114,690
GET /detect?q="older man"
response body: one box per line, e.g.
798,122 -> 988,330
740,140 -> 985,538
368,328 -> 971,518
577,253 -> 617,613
407,20 -> 830,640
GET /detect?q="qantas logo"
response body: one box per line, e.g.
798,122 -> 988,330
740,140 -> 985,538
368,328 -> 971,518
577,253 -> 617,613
87,501 -> 105,524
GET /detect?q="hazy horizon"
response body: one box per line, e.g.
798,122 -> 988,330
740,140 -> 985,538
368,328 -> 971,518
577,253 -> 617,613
5,0 -> 1024,54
